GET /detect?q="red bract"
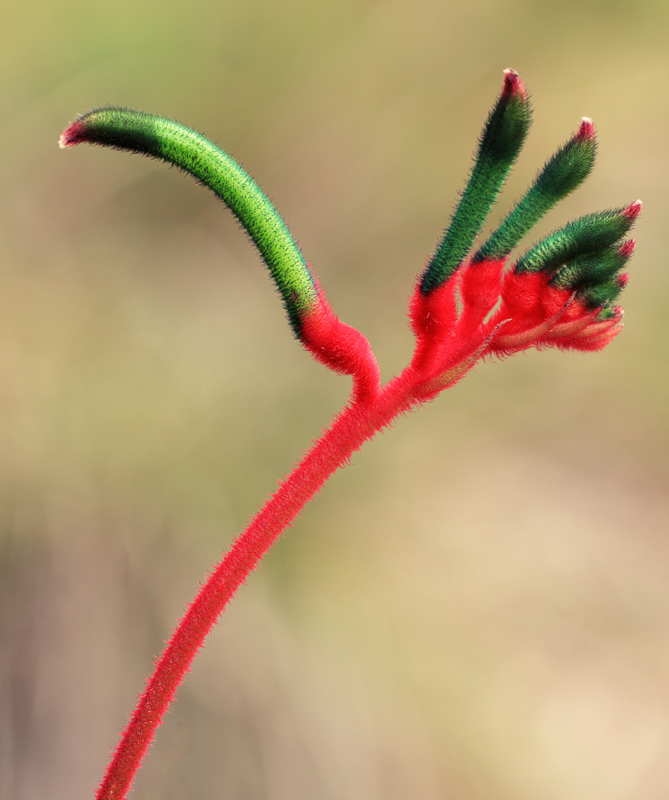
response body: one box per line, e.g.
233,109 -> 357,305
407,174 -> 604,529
60,71 -> 640,800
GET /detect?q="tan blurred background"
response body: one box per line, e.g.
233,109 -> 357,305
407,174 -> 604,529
1,0 -> 668,798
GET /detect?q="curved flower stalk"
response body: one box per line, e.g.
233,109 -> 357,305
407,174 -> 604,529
60,69 -> 640,800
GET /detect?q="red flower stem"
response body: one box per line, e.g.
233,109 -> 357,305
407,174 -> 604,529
96,370 -> 426,800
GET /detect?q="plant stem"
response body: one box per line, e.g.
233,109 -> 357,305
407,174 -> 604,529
95,375 -> 420,800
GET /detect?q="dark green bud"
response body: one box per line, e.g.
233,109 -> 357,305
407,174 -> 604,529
514,202 -> 641,275
420,69 -> 531,294
476,118 -> 596,262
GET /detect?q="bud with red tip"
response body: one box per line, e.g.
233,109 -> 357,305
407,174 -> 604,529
475,117 -> 597,264
407,73 -> 640,368
417,69 -> 532,297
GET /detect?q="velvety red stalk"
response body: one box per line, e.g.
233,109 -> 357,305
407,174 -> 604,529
97,402 -> 366,798
94,365 -> 436,800
298,289 -> 382,404
97,280 -> 512,800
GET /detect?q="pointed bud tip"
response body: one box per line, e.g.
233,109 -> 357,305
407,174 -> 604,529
59,120 -> 87,149
618,239 -> 636,258
502,68 -> 526,101
624,200 -> 643,220
616,273 -> 630,289
576,117 -> 595,141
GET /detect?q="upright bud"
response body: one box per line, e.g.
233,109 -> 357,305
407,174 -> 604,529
475,117 -> 597,263
419,69 -> 531,294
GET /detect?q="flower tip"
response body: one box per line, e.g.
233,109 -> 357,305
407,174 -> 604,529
59,119 -> 87,149
615,273 -> 630,289
595,304 -> 624,325
618,238 -> 636,258
624,200 -> 643,220
576,117 -> 595,141
502,68 -> 526,100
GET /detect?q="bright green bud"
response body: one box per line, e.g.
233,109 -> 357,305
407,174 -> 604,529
60,107 -> 319,336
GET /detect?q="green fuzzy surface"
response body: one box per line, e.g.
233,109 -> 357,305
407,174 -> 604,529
579,279 -> 625,310
550,248 -> 626,290
420,90 -> 531,294
515,208 -> 634,275
476,130 -> 596,262
70,107 -> 318,334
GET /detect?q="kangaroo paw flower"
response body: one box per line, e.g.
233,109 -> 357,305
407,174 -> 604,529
488,203 -> 640,354
408,73 -> 640,379
61,71 -> 640,800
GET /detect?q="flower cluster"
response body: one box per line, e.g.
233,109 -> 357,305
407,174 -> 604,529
60,69 -> 640,800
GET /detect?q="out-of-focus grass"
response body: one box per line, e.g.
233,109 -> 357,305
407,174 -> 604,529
2,0 -> 669,798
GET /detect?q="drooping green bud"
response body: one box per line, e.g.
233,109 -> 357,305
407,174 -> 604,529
60,107 -> 319,336
514,201 -> 641,275
475,118 -> 596,262
420,69 -> 531,294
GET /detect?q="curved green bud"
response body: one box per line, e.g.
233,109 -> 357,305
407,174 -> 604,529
514,201 -> 641,275
60,107 -> 319,336
475,118 -> 596,262
420,69 -> 531,294
579,276 -> 627,309
550,240 -> 633,290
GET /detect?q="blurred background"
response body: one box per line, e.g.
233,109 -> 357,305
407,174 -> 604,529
1,0 -> 668,798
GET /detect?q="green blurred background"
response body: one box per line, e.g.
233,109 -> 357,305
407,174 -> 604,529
2,0 -> 669,798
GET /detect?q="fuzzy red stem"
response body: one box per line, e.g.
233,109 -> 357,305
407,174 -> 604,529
94,272 -> 629,797
95,376 -> 422,800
